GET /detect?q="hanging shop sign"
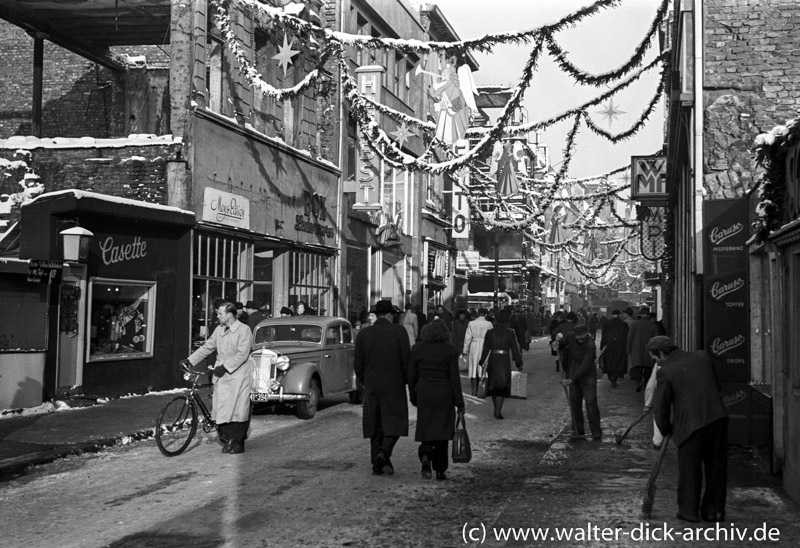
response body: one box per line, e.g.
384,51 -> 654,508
353,66 -> 384,212
630,156 -> 668,204
202,187 -> 250,229
702,198 -> 749,383
639,205 -> 666,260
456,250 -> 480,271
452,140 -> 471,239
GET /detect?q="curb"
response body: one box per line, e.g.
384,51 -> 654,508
0,429 -> 156,482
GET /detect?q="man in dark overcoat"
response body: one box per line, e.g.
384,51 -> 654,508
560,324 -> 601,440
599,309 -> 629,387
651,336 -> 729,523
354,299 -> 411,475
627,306 -> 659,392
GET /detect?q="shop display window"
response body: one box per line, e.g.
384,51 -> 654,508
87,278 -> 156,361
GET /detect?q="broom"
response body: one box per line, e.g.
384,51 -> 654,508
641,434 -> 671,519
615,410 -> 650,445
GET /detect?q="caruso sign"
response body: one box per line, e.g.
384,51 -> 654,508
202,188 -> 250,229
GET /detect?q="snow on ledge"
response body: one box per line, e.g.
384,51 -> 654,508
28,189 -> 195,216
1,134 -> 182,150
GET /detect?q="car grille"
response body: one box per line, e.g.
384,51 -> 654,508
251,349 -> 279,393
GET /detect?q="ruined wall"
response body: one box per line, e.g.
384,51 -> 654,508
703,0 -> 800,198
0,139 -> 181,228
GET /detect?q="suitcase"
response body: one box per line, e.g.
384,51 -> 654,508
510,371 -> 528,399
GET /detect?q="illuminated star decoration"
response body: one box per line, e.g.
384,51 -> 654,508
273,34 -> 300,77
390,122 -> 415,149
596,98 -> 626,128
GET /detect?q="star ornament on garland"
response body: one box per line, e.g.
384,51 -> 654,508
596,98 -> 626,128
390,122 -> 415,149
273,34 -> 300,77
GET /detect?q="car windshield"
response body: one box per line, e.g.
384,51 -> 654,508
254,324 -> 323,345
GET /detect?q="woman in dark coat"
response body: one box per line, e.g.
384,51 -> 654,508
408,320 -> 465,481
479,310 -> 523,419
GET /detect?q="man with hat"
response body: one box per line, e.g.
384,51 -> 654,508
559,322 -> 602,440
354,299 -> 412,475
627,306 -> 659,392
650,336 -> 728,523
244,301 -> 265,331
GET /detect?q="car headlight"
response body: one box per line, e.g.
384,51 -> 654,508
275,355 -> 290,371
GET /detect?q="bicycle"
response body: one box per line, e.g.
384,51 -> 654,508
155,361 -> 216,456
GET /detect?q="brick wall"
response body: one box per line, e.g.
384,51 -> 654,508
0,142 -> 181,228
0,20 -> 171,140
703,0 -> 800,198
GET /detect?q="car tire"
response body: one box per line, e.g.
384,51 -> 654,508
348,380 -> 364,404
296,377 -> 320,419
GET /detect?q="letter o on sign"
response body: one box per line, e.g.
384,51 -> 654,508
453,214 -> 466,235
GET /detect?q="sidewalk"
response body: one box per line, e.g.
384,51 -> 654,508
0,389 -> 199,481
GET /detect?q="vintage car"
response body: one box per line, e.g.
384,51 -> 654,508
249,316 -> 362,419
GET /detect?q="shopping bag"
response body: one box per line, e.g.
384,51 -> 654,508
458,353 -> 468,372
476,367 -> 489,399
451,413 -> 472,463
510,370 -> 528,399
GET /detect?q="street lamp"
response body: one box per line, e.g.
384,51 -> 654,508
60,226 -> 93,262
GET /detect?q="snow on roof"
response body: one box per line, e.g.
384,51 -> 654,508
1,134 -> 182,150
29,189 -> 196,217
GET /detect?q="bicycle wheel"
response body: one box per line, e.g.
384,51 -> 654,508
155,396 -> 198,456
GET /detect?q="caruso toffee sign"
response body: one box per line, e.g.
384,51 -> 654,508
702,199 -> 749,383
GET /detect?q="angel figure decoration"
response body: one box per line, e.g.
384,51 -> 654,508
489,140 -> 522,197
427,55 -> 477,146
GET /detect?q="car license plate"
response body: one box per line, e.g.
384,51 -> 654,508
250,393 -> 273,402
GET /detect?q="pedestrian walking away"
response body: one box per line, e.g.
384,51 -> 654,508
599,309 -> 629,388
182,302 -> 253,455
408,321 -> 465,481
462,307 -> 493,396
354,299 -> 412,476
451,309 -> 469,351
627,306 -> 659,392
400,302 -> 419,347
478,310 -> 523,420
559,323 -> 602,441
650,336 -> 729,523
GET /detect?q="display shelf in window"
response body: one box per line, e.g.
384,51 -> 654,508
87,278 -> 156,362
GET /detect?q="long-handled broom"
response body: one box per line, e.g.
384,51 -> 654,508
615,410 -> 650,445
641,434 -> 671,519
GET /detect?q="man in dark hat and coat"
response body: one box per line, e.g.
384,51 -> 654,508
354,299 -> 412,475
244,300 -> 266,331
560,323 -> 602,440
599,309 -> 629,388
650,336 -> 728,523
627,306 -> 659,392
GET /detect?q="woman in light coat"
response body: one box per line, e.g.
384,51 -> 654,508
400,303 -> 418,347
185,302 -> 253,454
462,307 -> 493,396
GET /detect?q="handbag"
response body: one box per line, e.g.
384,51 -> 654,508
451,412 -> 472,463
476,367 -> 489,399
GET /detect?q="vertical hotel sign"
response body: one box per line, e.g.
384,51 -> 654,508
702,199 -> 749,383
352,66 -> 384,212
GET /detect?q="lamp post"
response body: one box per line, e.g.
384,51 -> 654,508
60,227 -> 93,262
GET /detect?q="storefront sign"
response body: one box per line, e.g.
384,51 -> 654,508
630,156 -> 668,204
456,250 -> 480,271
27,258 -> 63,282
702,199 -> 749,383
202,187 -> 250,229
98,236 -> 147,266
353,67 -> 384,212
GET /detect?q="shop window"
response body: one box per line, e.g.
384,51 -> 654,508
192,233 -> 254,347
289,250 -> 332,316
380,165 -> 414,236
87,278 -> 155,362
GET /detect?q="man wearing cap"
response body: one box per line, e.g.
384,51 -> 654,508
354,299 -> 412,476
559,323 -> 602,440
650,336 -> 728,523
244,301 -> 266,331
627,306 -> 659,392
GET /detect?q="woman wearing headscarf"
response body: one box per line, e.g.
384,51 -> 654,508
479,309 -> 523,419
408,320 -> 465,481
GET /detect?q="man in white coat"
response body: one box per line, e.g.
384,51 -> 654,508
184,302 -> 253,454
462,307 -> 493,396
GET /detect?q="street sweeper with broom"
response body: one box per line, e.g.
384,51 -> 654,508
649,336 -> 729,523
